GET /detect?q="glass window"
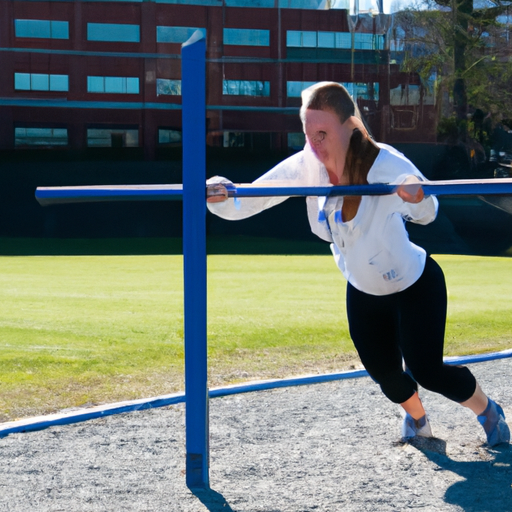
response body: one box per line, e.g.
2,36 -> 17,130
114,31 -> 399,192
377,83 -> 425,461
15,127 -> 68,147
155,0 -> 222,4
87,128 -> 139,147
286,30 -> 317,48
287,81 -> 378,101
287,30 -> 383,50
318,31 -> 335,48
51,21 -> 69,39
87,76 -> 139,94
226,0 -> 274,6
158,129 -> 182,145
390,84 -> 434,106
287,132 -> 306,150
126,77 -> 139,94
14,73 -> 69,92
49,75 -> 69,92
342,82 -> 379,101
223,28 -> 270,46
286,31 -> 302,47
14,73 -> 31,91
278,0 -> 329,6
223,132 -> 245,148
87,23 -> 140,43
335,32 -> 351,49
87,76 -> 104,93
156,26 -> 206,43
31,74 -> 49,91
354,33 -> 384,50
156,79 -> 182,96
104,76 -> 125,93
286,81 -> 316,98
222,80 -> 270,97
15,20 -> 50,38
302,31 -> 317,47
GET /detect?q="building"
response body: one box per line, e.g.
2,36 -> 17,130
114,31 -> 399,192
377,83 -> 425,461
0,0 -> 433,161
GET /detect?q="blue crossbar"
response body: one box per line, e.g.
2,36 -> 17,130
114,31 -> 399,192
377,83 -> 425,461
34,179 -> 512,207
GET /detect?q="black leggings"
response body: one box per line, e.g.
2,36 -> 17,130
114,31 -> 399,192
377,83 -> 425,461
346,256 -> 476,404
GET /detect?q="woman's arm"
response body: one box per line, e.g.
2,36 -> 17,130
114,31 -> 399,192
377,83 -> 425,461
206,149 -> 312,220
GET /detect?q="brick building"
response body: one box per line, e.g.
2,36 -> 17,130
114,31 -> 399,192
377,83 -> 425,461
0,0 -> 432,161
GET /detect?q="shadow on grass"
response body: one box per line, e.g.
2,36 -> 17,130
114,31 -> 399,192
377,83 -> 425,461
409,437 -> 512,512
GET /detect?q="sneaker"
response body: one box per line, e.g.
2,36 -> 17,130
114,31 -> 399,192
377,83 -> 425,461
477,399 -> 510,447
401,413 -> 433,441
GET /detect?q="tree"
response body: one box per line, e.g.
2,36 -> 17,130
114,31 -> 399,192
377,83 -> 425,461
394,0 -> 512,148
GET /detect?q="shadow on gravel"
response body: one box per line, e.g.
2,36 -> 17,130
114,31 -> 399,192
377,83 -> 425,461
191,487 -> 235,512
409,437 -> 512,512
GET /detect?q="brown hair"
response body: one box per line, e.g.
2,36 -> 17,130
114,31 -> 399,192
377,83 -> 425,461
301,83 -> 356,125
344,129 -> 380,185
301,82 -> 379,185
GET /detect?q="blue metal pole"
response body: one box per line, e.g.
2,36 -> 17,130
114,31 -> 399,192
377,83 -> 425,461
182,31 -> 209,489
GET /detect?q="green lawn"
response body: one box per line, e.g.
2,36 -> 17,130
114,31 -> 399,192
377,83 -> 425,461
0,252 -> 510,422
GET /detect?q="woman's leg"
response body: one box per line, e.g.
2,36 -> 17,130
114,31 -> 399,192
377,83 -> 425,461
398,257 -> 477,402
346,282 -> 417,405
399,257 -> 509,445
346,282 -> 431,438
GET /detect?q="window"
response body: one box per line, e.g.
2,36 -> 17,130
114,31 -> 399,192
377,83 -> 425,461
286,81 -> 316,98
277,0 -> 330,6
287,132 -> 306,150
158,129 -> 182,145
223,28 -> 270,46
286,30 -> 317,48
354,33 -> 383,50
15,19 -> 69,39
390,84 -> 434,106
156,26 -> 206,43
223,80 -> 270,96
87,128 -> 139,147
15,127 -> 68,147
226,0 -> 274,6
223,132 -> 245,147
14,73 -> 68,92
286,30 -> 384,50
156,79 -> 181,96
154,0 -> 221,4
87,23 -> 140,43
287,81 -> 379,100
344,82 -> 379,101
87,76 -> 139,94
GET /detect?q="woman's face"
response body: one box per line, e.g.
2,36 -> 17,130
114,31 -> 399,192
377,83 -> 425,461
303,108 -> 358,182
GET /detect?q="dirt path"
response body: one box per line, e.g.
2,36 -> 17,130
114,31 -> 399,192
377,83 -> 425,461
1,358 -> 511,512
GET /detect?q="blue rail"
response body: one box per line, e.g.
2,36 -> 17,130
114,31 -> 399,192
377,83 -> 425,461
35,178 -> 512,207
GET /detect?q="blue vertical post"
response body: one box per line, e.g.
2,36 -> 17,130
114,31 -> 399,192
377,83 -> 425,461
182,31 -> 208,489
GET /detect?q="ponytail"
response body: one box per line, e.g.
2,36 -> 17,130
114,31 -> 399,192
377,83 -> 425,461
344,129 -> 380,186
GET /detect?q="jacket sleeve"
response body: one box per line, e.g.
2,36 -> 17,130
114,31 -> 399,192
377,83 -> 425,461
370,145 -> 438,226
206,150 -> 306,221
393,173 -> 439,226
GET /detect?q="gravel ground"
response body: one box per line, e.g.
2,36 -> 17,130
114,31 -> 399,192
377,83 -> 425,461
1,358 -> 511,512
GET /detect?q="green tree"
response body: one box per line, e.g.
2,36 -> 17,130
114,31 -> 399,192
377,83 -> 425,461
394,0 -> 512,146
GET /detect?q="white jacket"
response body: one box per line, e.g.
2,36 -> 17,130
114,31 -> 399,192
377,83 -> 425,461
207,142 -> 438,296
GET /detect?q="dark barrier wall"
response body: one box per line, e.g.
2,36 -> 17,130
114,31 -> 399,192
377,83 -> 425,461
2,147 -> 512,256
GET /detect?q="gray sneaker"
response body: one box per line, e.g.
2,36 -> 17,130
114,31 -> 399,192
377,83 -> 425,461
401,413 -> 433,441
477,399 -> 510,447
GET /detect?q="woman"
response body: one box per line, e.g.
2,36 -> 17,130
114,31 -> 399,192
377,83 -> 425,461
207,82 -> 509,446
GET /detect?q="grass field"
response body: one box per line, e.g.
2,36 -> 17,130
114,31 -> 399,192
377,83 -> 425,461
0,251 -> 511,422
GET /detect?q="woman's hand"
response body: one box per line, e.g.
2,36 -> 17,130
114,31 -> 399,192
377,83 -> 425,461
206,176 -> 233,203
206,183 -> 229,203
396,175 -> 425,204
